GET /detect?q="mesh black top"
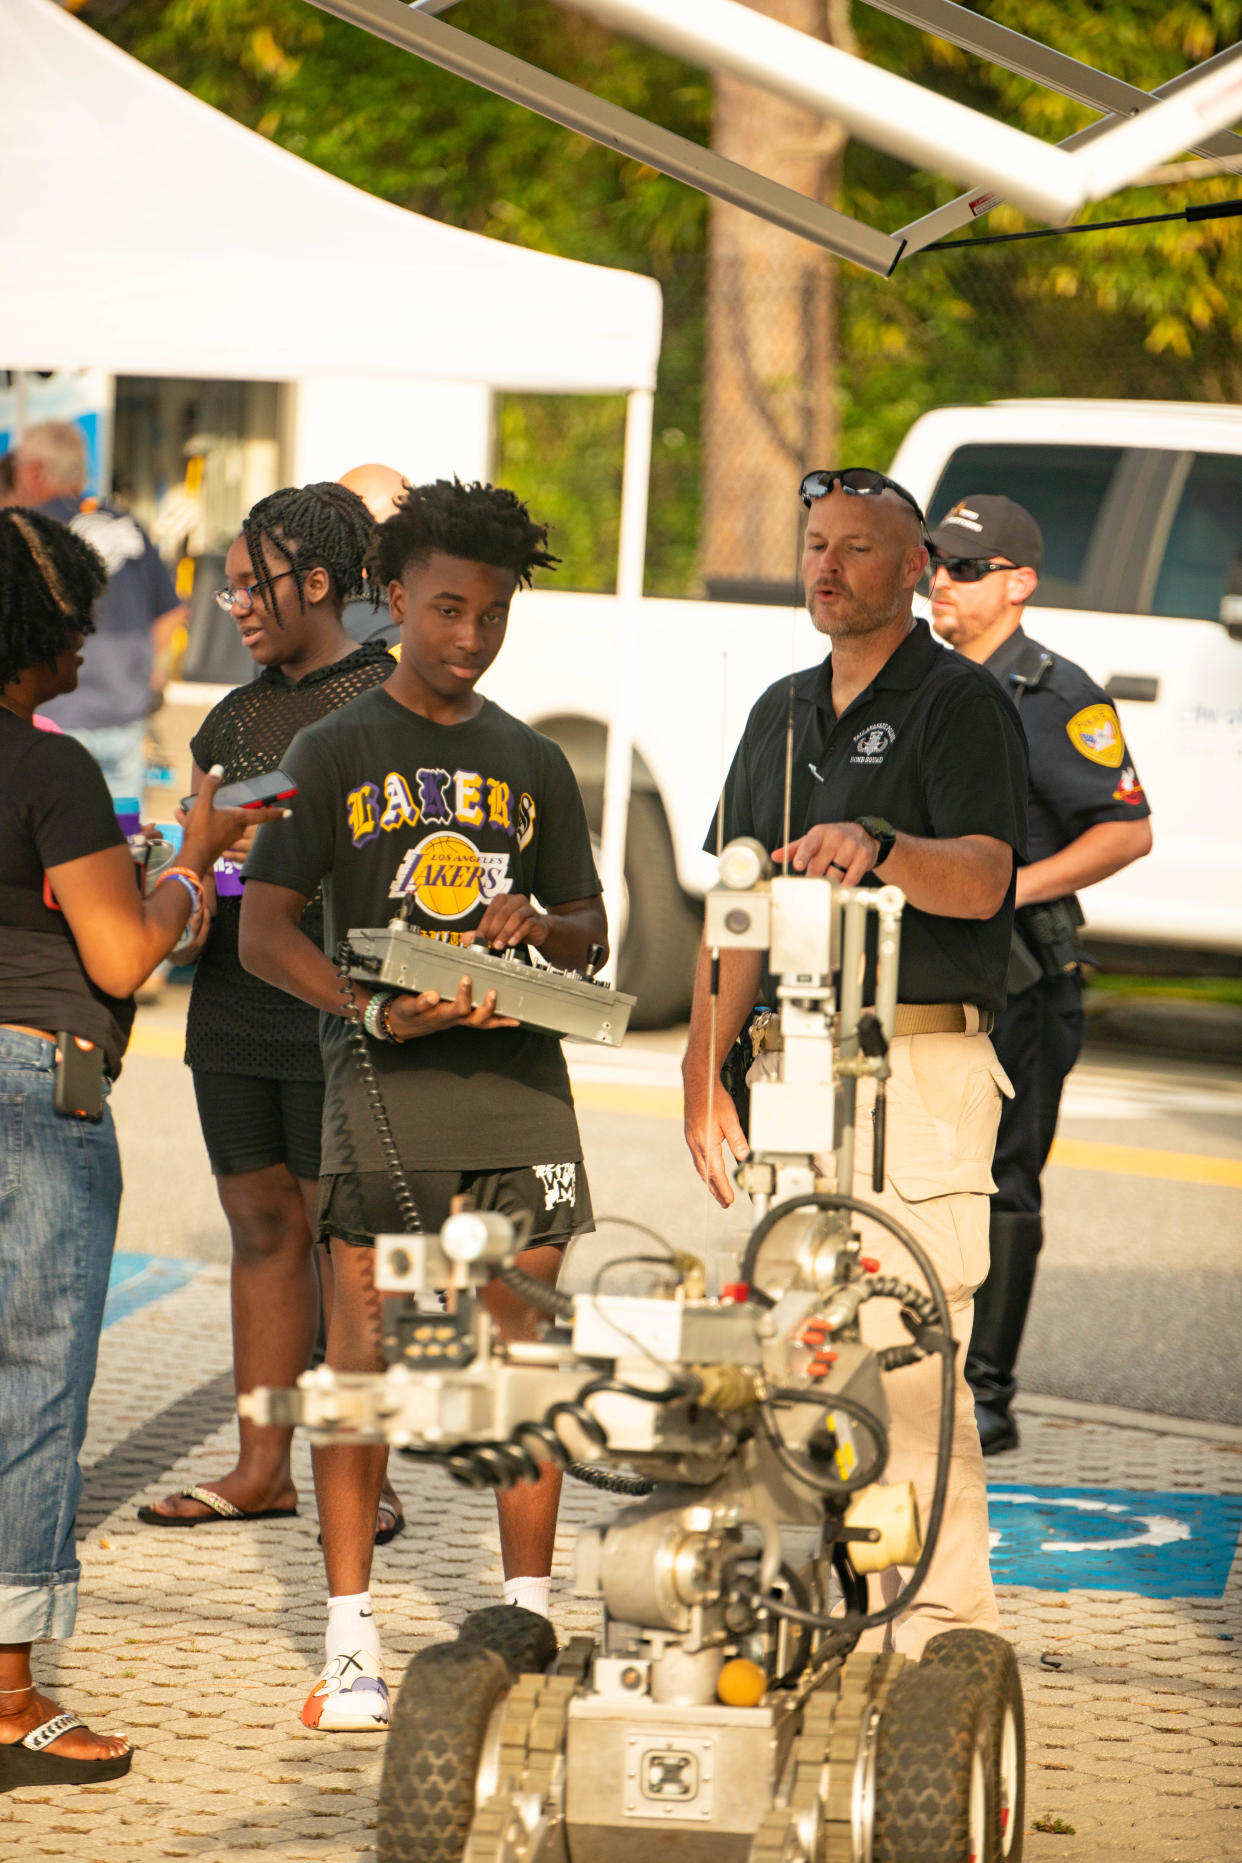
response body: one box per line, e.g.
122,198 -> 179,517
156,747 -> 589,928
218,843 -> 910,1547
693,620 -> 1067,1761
185,641 -> 395,1080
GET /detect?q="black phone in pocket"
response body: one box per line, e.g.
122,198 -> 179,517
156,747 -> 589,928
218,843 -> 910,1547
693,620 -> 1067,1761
54,1034 -> 105,1121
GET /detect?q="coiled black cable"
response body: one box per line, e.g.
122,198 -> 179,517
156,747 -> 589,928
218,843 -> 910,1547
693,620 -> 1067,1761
565,1462 -> 655,1495
764,1386 -> 889,1495
495,1262 -> 574,1318
736,1191 -> 956,1640
334,942 -> 423,1237
405,1371 -> 683,1495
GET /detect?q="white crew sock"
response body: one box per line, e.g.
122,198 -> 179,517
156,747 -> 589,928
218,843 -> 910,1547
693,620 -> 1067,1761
503,1575 -> 551,1618
326,1591 -> 382,1665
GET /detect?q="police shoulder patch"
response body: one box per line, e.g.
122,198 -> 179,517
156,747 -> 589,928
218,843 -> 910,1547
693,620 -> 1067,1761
1065,703 -> 1124,768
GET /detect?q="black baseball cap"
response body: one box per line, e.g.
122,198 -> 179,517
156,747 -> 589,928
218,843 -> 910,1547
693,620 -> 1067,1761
926,494 -> 1043,573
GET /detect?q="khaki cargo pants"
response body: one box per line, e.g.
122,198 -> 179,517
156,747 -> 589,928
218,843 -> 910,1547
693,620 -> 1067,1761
751,1029 -> 1012,1654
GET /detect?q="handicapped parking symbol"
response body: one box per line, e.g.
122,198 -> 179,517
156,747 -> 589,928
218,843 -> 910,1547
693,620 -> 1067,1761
985,1484 -> 1242,1597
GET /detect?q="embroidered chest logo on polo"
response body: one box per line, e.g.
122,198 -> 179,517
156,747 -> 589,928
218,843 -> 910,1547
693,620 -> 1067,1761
851,721 -> 896,765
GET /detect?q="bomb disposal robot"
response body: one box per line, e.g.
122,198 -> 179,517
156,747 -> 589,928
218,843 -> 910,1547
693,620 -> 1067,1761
244,846 -> 1025,1863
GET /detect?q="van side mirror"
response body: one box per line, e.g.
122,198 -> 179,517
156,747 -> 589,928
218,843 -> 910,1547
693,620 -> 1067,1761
1218,595 -> 1242,642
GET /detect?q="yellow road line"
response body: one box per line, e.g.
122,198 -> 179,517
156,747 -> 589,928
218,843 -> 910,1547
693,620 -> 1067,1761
1047,1137 -> 1242,1190
128,1034 -> 1242,1189
130,1027 -> 185,1059
574,1083 -> 1242,1188
573,1080 -> 685,1120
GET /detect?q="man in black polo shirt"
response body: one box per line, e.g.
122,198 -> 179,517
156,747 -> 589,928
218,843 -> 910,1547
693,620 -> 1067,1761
682,468 -> 1028,1653
928,494 -> 1152,1454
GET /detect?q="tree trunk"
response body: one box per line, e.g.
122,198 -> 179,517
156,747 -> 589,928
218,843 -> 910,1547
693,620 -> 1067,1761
701,0 -> 852,600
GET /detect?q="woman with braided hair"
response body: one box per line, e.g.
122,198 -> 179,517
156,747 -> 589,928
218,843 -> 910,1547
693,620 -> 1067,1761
0,508 -> 286,1787
138,483 -> 405,1537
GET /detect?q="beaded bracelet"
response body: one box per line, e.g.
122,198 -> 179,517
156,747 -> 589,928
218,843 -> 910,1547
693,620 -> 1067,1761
157,865 -> 205,920
378,994 -> 408,1044
362,990 -> 396,1042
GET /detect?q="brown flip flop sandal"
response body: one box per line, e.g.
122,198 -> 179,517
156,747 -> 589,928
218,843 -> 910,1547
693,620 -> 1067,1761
137,1484 -> 299,1527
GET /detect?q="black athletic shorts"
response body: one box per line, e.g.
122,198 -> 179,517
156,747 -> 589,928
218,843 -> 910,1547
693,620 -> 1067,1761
192,1071 -> 324,1180
316,1161 -> 594,1251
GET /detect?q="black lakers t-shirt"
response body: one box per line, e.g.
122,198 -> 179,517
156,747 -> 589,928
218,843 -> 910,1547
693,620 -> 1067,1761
242,688 -> 600,1174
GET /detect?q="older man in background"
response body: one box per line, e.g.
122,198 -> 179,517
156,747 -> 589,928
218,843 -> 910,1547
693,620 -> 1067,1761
337,462 -> 407,650
14,422 -> 186,800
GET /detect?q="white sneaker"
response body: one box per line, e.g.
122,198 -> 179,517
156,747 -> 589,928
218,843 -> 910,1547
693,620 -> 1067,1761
301,1650 -> 390,1731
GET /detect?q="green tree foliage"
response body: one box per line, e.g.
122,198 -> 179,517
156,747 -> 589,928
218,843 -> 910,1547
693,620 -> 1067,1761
90,1 -> 1242,583
840,2 -> 1242,465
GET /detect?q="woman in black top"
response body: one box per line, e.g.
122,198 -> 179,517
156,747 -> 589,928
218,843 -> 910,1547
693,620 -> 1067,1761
138,486 -> 398,1532
0,508 -> 284,1785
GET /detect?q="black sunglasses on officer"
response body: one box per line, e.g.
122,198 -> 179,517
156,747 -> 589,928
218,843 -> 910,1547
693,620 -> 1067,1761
927,553 -> 1017,584
799,467 -> 926,530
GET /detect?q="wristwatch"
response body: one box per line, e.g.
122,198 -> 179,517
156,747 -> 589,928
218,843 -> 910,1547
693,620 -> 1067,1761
856,815 -> 897,869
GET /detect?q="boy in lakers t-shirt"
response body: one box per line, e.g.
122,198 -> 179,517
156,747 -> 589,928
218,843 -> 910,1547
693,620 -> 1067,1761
241,480 -> 606,1731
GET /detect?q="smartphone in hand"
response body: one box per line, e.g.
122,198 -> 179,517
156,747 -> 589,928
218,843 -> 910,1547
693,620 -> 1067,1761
180,769 -> 297,813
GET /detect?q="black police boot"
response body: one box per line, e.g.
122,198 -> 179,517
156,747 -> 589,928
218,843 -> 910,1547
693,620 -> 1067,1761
966,1212 -> 1044,1455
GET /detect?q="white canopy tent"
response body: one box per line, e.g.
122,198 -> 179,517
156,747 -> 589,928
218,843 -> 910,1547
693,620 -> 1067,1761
0,0 -> 664,955
0,0 -> 661,394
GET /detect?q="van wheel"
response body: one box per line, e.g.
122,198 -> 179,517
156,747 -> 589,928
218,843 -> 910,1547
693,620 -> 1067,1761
585,788 -> 701,1030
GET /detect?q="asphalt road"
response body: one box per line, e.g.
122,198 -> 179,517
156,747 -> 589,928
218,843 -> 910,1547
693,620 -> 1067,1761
114,995 -> 1242,1427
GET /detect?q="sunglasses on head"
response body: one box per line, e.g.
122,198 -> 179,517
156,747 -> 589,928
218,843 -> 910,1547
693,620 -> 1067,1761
799,467 -> 926,527
929,555 -> 1015,584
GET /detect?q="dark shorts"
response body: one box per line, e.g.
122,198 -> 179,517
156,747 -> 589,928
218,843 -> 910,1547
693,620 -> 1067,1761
192,1071 -> 324,1181
316,1161 -> 593,1251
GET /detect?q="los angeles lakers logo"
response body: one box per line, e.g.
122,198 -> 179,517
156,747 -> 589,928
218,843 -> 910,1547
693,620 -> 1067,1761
389,832 -> 513,920
1066,704 -> 1124,769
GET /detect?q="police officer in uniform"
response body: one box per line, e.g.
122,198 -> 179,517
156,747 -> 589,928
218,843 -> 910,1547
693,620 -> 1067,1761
928,495 -> 1153,1454
684,469 -> 1029,1652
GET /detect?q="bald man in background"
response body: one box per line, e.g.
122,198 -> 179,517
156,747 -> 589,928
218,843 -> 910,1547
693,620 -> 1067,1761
338,464 -> 407,648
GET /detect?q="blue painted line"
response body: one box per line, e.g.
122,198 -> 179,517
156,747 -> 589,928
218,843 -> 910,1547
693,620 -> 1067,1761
104,1251 -> 202,1329
987,1483 -> 1242,1598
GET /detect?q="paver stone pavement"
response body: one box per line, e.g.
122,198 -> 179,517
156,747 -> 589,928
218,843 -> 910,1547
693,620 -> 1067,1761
1,1264 -> 1238,1861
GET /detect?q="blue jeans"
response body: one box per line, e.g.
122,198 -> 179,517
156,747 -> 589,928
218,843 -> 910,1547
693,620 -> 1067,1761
65,720 -> 147,803
0,1029 -> 122,1641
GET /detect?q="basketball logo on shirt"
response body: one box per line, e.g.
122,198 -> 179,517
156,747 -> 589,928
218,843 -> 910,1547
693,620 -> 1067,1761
389,831 -> 512,920
1066,704 -> 1123,768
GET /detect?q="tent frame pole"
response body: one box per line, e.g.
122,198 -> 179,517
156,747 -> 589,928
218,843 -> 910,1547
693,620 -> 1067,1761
888,31 -> 1242,253
865,0 -> 1242,148
597,387 -> 653,984
299,0 -> 902,272
560,0 -> 1242,229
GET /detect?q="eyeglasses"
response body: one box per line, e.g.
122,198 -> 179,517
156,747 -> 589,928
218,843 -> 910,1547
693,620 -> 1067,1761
799,468 -> 926,527
212,569 -> 299,616
929,556 -> 1015,584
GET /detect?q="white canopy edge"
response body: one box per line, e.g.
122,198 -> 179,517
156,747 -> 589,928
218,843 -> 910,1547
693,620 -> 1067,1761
0,0 -> 662,394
